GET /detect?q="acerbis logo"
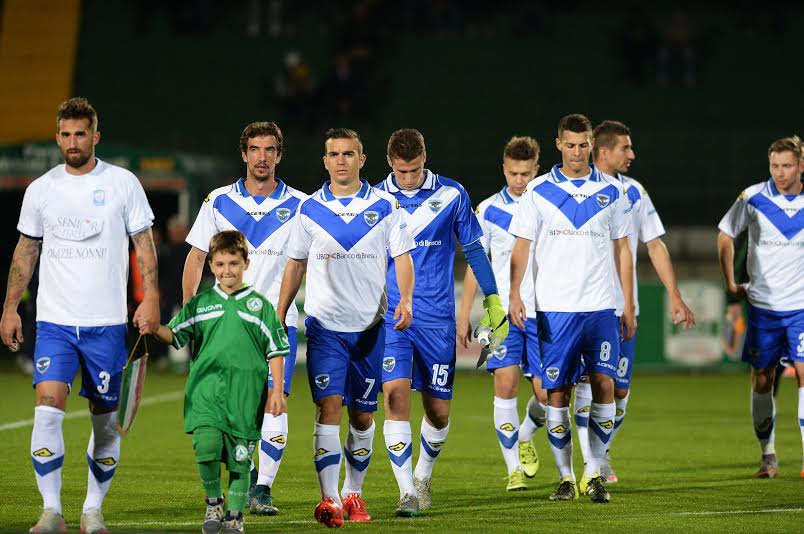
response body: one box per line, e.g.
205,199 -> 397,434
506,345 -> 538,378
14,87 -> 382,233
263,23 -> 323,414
616,409 -> 624,417
270,435 -> 286,444
576,406 -> 590,414
315,374 -> 330,390
314,448 -> 329,457
549,425 -> 568,434
33,448 -> 53,457
388,442 -> 406,452
94,457 -> 116,465
499,423 -> 515,432
427,441 -> 444,450
275,208 -> 291,223
599,420 -> 614,430
351,448 -> 370,456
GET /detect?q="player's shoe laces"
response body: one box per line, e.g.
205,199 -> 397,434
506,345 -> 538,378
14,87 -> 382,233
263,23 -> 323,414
30,508 -> 67,534
203,497 -> 225,534
754,454 -> 779,479
221,512 -> 244,534
248,484 -> 278,516
518,440 -> 540,478
342,493 -> 372,522
600,461 -> 618,483
395,493 -> 419,517
79,509 -> 108,534
549,477 -> 578,501
506,468 -> 528,491
314,498 -> 344,528
585,476 -> 610,503
413,477 -> 432,510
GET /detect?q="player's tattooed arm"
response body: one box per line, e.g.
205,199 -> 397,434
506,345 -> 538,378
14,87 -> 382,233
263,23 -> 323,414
0,235 -> 41,350
130,228 -> 161,334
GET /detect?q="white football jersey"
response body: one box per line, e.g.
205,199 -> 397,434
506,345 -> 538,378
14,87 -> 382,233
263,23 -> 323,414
286,180 -> 415,332
186,178 -> 307,328
476,187 -> 537,318
718,179 -> 804,311
509,164 -> 632,313
17,159 -> 154,326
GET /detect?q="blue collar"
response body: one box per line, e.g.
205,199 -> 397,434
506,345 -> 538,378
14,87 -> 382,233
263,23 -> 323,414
499,187 -> 516,204
550,163 -> 599,183
236,178 -> 287,199
384,169 -> 436,193
320,179 -> 372,202
766,178 -> 803,199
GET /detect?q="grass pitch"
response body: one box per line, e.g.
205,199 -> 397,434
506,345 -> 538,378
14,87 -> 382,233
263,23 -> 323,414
0,369 -> 802,533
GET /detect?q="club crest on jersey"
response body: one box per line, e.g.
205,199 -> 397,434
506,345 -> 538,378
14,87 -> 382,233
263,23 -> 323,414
234,444 -> 249,462
428,199 -> 443,213
383,356 -> 396,372
492,345 -> 507,360
35,357 -> 51,374
499,423 -> 515,432
596,193 -> 610,208
275,208 -> 291,223
315,374 -> 330,390
351,448 -> 370,456
92,189 -> 105,206
545,366 -> 560,381
364,210 -> 380,227
388,442 -> 406,452
246,297 -> 263,312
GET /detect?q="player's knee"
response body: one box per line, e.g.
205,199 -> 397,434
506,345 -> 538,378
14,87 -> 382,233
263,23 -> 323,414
347,408 -> 373,431
751,368 -> 775,393
614,387 -> 629,400
192,427 -> 223,463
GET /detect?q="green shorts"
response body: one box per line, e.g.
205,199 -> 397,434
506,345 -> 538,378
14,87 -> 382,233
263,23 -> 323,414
191,426 -> 255,474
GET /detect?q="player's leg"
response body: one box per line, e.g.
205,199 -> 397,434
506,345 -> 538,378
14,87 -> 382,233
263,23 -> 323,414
221,434 -> 254,534
795,362 -> 804,479
30,323 -> 80,534
603,329 -> 637,483
784,313 -> 804,478
250,326 -> 298,515
340,320 -> 384,522
573,375 -> 592,474
518,317 -> 547,478
192,426 -> 225,534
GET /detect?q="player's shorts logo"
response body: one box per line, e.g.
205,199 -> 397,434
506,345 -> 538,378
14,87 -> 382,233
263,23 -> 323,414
549,424 -> 568,434
388,442 -> 406,452
35,357 -> 51,374
32,448 -> 53,457
428,199 -> 444,213
275,208 -> 291,223
596,194 -> 610,208
315,374 -> 330,390
545,366 -> 560,381
234,445 -> 249,462
364,210 -> 380,227
246,297 -> 263,312
94,457 -> 116,465
92,189 -> 105,206
492,345 -> 507,360
269,435 -> 286,444
351,448 -> 370,456
383,356 -> 396,372
499,423 -> 515,432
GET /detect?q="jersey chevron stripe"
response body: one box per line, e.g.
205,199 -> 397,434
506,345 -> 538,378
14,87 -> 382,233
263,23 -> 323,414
484,204 -> 513,232
533,181 -> 621,229
170,310 -> 224,333
214,194 -> 301,248
747,194 -> 804,240
301,198 -> 392,251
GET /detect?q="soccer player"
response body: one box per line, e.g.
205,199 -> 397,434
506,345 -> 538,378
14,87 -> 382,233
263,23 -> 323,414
0,97 -> 160,534
152,230 -> 288,534
276,128 -> 415,527
456,136 -> 548,491
182,122 -> 306,515
574,120 -> 694,483
509,113 -> 637,503
377,129 -> 508,514
717,135 -> 804,479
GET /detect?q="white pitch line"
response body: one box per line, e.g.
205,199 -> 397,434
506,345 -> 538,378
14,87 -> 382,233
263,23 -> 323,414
0,390 -> 183,432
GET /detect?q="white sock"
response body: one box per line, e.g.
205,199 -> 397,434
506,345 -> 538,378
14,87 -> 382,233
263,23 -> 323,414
518,396 -> 546,443
585,402 -> 615,478
341,422 -> 375,498
798,388 -> 804,459
257,413 -> 288,487
83,411 -> 121,512
31,406 -> 65,514
414,418 -> 449,480
610,393 -> 629,446
313,423 -> 342,502
751,390 -> 776,455
546,406 -> 574,481
573,383 -> 592,467
384,419 -> 415,497
493,397 -> 521,474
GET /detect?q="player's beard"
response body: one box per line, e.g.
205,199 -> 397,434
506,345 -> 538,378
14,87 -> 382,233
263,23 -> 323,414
63,149 -> 92,170
250,164 -> 273,182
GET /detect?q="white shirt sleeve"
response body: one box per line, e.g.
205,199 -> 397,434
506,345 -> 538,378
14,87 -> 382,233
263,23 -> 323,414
286,202 -> 312,260
185,195 -> 219,252
638,188 -> 666,243
509,191 -> 539,242
717,192 -> 750,238
386,201 -> 415,258
610,190 -> 633,240
476,204 -> 491,254
124,173 -> 155,235
17,180 -> 44,238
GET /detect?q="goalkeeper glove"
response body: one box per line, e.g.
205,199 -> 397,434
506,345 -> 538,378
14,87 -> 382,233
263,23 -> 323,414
477,294 -> 509,350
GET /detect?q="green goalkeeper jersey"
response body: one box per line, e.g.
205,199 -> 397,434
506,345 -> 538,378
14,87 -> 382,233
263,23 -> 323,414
168,284 -> 290,439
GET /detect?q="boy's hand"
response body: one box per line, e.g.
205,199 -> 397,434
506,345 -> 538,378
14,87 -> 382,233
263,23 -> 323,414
267,390 -> 285,417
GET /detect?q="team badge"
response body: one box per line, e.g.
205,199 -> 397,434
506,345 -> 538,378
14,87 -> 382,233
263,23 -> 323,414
383,356 -> 396,372
315,374 -> 330,390
364,210 -> 379,227
275,208 -> 291,223
32,448 -> 53,457
428,199 -> 443,213
351,448 -> 370,456
246,297 -> 263,312
388,442 -> 406,452
234,445 -> 249,462
545,366 -> 559,381
35,357 -> 51,374
596,194 -> 610,208
549,425 -> 568,434
499,423 -> 515,432
599,419 -> 614,430
94,457 -> 116,465
92,189 -> 106,206
492,345 -> 507,360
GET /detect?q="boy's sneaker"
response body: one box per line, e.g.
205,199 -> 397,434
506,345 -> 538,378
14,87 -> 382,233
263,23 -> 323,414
413,477 -> 432,509
601,461 -> 618,483
506,468 -> 528,491
80,509 -> 108,534
342,493 -> 371,522
585,476 -> 610,503
222,512 -> 244,534
248,485 -> 278,516
314,498 -> 343,528
518,440 -> 540,477
203,497 -> 225,534
754,454 -> 779,478
549,477 -> 578,501
30,508 -> 67,534
395,493 -> 419,517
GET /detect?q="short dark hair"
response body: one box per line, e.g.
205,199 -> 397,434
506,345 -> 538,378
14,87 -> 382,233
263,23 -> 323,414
503,136 -> 540,162
387,129 -> 426,161
324,128 -> 363,154
592,120 -> 631,157
208,230 -> 249,262
56,97 -> 98,131
557,113 -> 592,138
768,135 -> 802,161
239,122 -> 283,156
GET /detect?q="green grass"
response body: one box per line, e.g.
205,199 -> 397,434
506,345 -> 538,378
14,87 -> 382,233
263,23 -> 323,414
1,369 -> 802,533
